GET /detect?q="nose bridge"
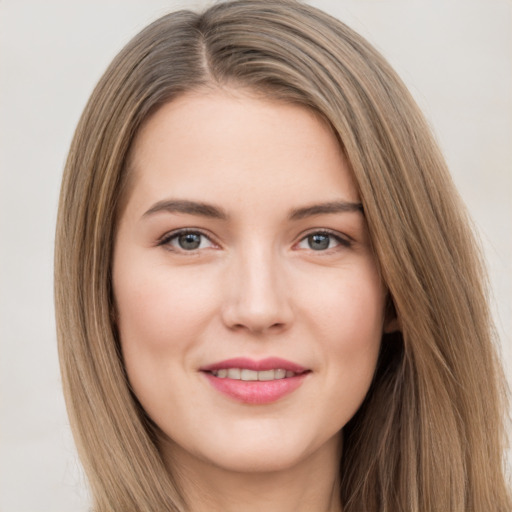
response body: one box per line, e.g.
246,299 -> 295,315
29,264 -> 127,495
222,239 -> 293,333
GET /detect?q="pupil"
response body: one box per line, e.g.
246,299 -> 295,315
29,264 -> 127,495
309,234 -> 329,250
179,233 -> 201,250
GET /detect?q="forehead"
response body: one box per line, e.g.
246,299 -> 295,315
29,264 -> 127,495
125,89 -> 359,215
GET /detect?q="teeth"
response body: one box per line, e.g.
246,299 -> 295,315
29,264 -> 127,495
211,368 -> 296,380
241,369 -> 258,381
275,369 -> 286,379
257,370 -> 275,381
227,368 -> 241,379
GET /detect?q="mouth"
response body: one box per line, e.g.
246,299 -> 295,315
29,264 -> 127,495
200,357 -> 311,404
208,368 -> 302,381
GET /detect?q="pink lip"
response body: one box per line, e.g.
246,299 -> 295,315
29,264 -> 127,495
200,357 -> 310,405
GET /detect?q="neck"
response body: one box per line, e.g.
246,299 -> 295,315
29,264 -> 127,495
162,434 -> 343,512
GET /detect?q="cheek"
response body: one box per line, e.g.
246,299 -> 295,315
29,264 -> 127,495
333,273 -> 384,365
301,259 -> 385,345
114,259 -> 216,351
112,255 -> 223,416
112,257 -> 218,414
299,262 -> 385,415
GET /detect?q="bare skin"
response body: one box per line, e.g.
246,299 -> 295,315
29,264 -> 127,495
166,431 -> 342,512
113,89 -> 391,511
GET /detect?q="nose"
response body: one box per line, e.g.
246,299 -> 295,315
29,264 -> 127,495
221,245 -> 294,335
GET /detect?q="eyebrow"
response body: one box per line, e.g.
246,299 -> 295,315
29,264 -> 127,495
288,200 -> 363,220
143,199 -> 229,220
142,198 -> 363,221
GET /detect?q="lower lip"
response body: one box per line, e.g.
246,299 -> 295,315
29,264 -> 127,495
203,372 -> 308,404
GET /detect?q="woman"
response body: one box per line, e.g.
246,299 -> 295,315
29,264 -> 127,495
54,1 -> 511,510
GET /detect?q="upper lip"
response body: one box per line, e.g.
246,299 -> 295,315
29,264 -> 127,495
200,357 -> 308,373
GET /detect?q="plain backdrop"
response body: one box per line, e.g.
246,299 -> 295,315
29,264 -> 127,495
1,1 -> 511,510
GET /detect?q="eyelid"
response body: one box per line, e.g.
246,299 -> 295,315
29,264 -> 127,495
294,228 -> 352,250
157,228 -> 219,251
156,227 -> 352,252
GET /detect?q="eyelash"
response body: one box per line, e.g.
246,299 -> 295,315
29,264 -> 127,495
157,228 -> 352,253
157,229 -> 216,252
296,229 -> 352,252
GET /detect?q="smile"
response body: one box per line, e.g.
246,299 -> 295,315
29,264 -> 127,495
200,357 -> 310,404
209,368 -> 299,380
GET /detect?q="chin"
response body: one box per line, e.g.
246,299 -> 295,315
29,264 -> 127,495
206,444 -> 309,474
161,420 -> 342,477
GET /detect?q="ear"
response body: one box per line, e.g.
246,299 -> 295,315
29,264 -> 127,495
383,295 -> 401,334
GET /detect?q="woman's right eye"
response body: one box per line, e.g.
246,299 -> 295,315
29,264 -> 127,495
159,230 -> 215,252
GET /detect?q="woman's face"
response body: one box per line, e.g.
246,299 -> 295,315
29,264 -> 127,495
113,90 -> 389,475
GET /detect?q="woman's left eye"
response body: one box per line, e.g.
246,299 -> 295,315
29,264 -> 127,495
296,231 -> 350,251
159,230 -> 215,251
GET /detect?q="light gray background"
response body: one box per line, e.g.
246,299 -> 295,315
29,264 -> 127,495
1,1 -> 510,510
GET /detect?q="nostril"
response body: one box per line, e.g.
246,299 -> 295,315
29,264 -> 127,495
226,318 -> 290,335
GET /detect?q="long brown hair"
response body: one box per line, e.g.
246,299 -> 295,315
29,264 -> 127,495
55,1 -> 511,510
